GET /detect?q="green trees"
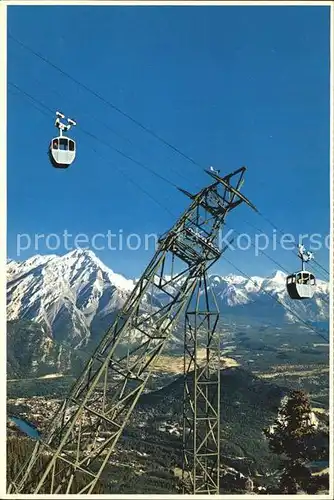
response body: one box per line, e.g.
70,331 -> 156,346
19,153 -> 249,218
264,390 -> 329,494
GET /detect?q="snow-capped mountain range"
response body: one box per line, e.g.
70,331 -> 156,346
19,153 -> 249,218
7,250 -> 134,348
7,249 -> 329,350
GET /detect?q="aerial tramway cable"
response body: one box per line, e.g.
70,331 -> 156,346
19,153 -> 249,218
9,33 -> 330,278
9,80 -> 329,326
9,33 -> 203,170
10,69 -> 195,188
8,81 -> 178,218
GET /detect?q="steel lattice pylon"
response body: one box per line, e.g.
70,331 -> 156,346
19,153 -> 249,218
182,272 -> 221,494
8,167 -> 257,495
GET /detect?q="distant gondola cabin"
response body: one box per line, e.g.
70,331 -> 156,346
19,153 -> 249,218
286,271 -> 316,300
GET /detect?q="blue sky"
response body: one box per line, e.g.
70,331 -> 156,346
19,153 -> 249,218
7,5 -> 330,280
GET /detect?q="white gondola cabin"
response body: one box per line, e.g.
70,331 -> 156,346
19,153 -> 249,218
49,111 -> 77,169
286,244 -> 316,300
286,271 -> 316,300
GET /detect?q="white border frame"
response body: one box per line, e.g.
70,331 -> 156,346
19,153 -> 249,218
1,1 -> 332,499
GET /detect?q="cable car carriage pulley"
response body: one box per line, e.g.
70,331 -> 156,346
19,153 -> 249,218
49,111 -> 77,169
286,244 -> 316,300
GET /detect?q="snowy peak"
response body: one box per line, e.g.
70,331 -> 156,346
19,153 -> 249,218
7,250 -> 136,347
57,248 -> 134,291
270,270 -> 287,283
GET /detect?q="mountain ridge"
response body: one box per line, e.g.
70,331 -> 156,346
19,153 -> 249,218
7,249 -> 329,341
7,249 -> 329,376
